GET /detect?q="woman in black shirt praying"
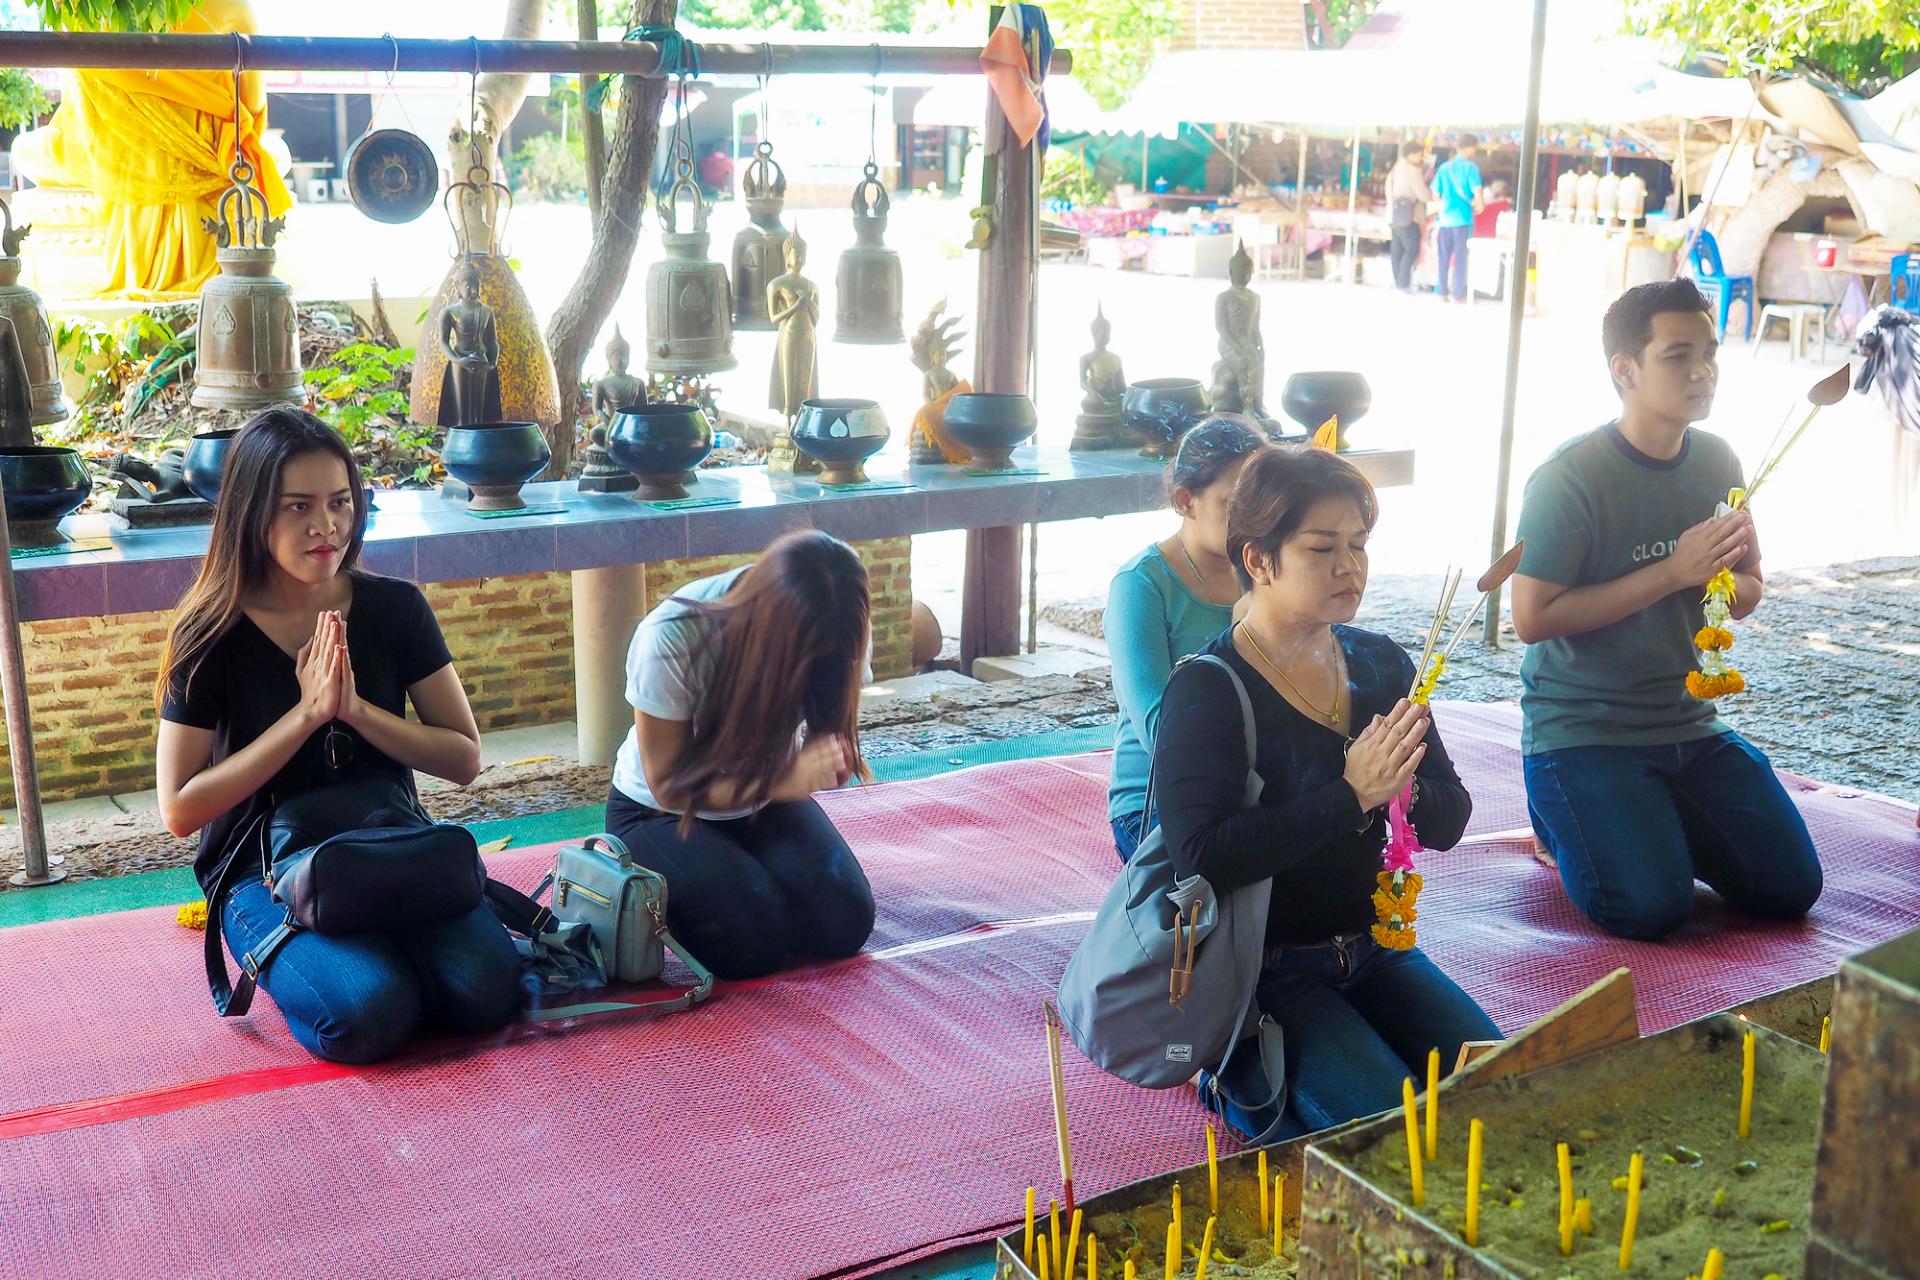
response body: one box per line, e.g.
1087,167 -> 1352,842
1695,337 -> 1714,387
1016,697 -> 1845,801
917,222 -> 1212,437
1154,446 -> 1498,1137
155,408 -> 519,1063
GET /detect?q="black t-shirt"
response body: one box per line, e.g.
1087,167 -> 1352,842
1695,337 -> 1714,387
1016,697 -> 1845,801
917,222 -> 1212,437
161,572 -> 455,897
1153,625 -> 1473,947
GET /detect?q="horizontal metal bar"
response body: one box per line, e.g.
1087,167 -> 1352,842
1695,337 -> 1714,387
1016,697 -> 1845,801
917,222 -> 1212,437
0,31 -> 1070,77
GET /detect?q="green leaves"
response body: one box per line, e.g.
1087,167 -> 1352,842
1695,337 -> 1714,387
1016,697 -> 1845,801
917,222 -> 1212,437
1621,0 -> 1920,94
33,0 -> 195,32
1042,0 -> 1182,110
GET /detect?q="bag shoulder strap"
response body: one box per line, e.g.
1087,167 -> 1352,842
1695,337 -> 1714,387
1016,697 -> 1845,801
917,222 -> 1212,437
202,807 -> 285,1018
1139,651 -> 1258,825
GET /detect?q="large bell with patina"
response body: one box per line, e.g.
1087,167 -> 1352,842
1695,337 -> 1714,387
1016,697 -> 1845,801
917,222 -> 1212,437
646,164 -> 735,376
191,156 -> 302,412
0,197 -> 66,437
730,142 -> 788,332
835,162 -> 905,345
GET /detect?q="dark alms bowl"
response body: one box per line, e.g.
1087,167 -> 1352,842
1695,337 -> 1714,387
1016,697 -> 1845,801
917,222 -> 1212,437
792,399 -> 889,484
942,392 -> 1037,470
1122,377 -> 1210,458
442,422 -> 551,511
181,428 -> 238,504
606,404 -> 713,500
1280,371 -> 1372,442
0,446 -> 91,544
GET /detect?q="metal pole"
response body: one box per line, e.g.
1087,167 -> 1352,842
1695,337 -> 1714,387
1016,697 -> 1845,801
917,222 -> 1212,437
0,31 -> 1071,77
1343,126 -> 1361,283
1481,0 -> 1550,646
0,471 -> 61,888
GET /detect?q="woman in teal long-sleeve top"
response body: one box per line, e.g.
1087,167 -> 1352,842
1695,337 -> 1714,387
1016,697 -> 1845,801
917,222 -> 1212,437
1107,416 -> 1271,859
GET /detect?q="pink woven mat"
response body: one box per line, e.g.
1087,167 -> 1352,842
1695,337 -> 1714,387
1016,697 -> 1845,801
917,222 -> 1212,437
0,703 -> 1913,1280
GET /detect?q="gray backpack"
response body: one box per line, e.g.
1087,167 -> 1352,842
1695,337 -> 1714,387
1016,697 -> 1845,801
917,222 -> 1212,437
1057,654 -> 1286,1130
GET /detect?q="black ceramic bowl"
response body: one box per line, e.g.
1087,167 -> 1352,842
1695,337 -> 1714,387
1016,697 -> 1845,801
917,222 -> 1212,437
1280,371 -> 1372,436
793,398 -> 889,483
0,445 -> 91,527
442,422 -> 550,510
606,404 -> 713,499
942,392 -> 1037,468
181,428 -> 238,504
1122,378 -> 1211,457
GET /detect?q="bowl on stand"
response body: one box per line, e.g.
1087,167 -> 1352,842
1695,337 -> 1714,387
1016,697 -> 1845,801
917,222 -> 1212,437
792,399 -> 889,485
1279,371 -> 1371,448
441,422 -> 551,511
942,392 -> 1037,471
0,446 -> 92,547
1122,378 -> 1210,459
181,428 -> 239,504
605,404 -> 714,500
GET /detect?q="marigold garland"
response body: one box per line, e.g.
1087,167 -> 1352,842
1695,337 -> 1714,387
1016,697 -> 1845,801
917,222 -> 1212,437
1372,871 -> 1422,950
176,899 -> 208,930
1687,565 -> 1744,702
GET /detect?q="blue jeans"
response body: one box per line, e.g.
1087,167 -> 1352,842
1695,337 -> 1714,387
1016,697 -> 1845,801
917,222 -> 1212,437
1111,810 -> 1146,862
1435,225 -> 1471,300
1524,731 -> 1822,941
1203,934 -> 1499,1141
221,877 -> 522,1063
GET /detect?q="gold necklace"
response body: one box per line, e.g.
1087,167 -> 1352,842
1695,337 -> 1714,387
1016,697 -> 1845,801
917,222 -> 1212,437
1239,622 -> 1342,726
1174,535 -> 1233,607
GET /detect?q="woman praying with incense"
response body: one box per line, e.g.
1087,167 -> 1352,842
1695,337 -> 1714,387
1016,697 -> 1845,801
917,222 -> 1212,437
1151,446 -> 1498,1138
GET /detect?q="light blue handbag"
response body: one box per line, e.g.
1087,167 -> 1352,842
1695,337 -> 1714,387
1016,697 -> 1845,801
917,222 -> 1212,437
1057,654 -> 1286,1135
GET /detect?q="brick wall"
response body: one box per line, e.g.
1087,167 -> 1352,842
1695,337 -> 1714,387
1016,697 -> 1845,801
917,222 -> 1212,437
0,535 -> 914,807
1171,0 -> 1307,51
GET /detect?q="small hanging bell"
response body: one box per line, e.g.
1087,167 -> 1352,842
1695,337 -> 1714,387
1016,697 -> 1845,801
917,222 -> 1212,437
834,162 -> 905,345
191,155 -> 302,413
730,142 -> 788,332
0,195 -> 68,439
646,156 -> 736,376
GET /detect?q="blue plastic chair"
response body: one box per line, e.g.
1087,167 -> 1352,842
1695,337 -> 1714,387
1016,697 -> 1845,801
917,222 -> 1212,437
1892,252 -> 1920,310
1687,230 -> 1755,339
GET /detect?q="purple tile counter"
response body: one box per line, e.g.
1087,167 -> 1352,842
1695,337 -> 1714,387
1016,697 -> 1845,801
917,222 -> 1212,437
10,445 -> 1414,623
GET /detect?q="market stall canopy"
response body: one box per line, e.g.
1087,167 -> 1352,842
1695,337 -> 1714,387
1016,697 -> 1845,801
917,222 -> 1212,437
1116,0 -> 1751,133
912,73 -> 1109,135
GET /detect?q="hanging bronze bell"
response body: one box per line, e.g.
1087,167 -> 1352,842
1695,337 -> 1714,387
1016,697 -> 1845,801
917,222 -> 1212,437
0,195 -> 68,436
730,142 -> 788,332
191,156 -> 302,412
835,162 -> 905,345
646,161 -> 736,377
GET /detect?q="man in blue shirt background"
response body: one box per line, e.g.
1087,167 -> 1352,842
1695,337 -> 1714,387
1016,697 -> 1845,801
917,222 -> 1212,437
1431,135 -> 1485,303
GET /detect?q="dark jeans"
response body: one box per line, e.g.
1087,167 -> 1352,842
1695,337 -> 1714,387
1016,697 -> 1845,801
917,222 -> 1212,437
1206,933 -> 1499,1141
1389,222 -> 1421,290
220,877 -> 522,1064
1435,224 -> 1471,300
1524,731 -> 1822,941
606,786 -> 876,981
1111,810 -> 1146,862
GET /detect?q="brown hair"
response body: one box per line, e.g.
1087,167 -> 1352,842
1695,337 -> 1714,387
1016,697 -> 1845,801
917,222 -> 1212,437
154,407 -> 369,712
664,530 -> 872,826
1227,445 -> 1378,590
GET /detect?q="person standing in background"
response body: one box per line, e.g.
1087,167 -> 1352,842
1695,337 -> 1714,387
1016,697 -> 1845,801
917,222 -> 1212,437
1475,179 -> 1514,238
1431,136 -> 1485,304
1385,142 -> 1434,294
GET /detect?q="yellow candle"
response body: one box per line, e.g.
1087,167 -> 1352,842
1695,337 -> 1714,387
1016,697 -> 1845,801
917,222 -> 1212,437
1126,1261 -> 1137,1280
1819,1015 -> 1831,1055
1465,1117 -> 1484,1247
1576,1197 -> 1594,1234
1207,1122 -> 1219,1215
1024,1187 -> 1037,1267
1558,1142 -> 1575,1256
1087,1234 -> 1097,1280
1274,1174 -> 1286,1254
1064,1209 -> 1083,1280
1739,1030 -> 1756,1140
1171,1182 -> 1183,1267
1426,1047 -> 1441,1161
1038,1241 -> 1051,1280
1618,1152 -> 1644,1270
1402,1077 -> 1426,1206
1702,1247 -> 1725,1280
1164,1222 -> 1177,1280
1195,1216 -> 1217,1280
1051,1201 -> 1063,1279
1258,1147 -> 1271,1232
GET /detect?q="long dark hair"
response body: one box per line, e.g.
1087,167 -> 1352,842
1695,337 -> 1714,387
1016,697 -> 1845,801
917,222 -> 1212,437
665,530 -> 872,826
1227,445 -> 1378,590
154,407 -> 369,710
1167,413 -> 1269,501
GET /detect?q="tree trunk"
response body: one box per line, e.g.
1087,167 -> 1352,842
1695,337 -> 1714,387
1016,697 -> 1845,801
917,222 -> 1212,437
448,0 -> 545,254
544,0 -> 677,479
579,0 -> 607,222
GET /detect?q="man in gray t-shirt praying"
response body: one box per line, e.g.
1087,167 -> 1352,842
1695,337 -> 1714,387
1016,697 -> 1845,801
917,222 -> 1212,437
1508,281 -> 1822,940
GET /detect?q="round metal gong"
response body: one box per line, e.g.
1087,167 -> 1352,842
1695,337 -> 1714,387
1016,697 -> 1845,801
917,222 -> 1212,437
346,129 -> 440,225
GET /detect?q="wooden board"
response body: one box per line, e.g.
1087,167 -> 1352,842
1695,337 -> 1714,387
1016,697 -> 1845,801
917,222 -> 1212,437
1451,967 -> 1639,1090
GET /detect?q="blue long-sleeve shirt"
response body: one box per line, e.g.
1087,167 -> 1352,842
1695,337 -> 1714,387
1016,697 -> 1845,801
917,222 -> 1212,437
1105,545 -> 1235,823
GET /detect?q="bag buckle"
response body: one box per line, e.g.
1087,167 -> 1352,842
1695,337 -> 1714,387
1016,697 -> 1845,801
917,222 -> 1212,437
240,949 -> 266,980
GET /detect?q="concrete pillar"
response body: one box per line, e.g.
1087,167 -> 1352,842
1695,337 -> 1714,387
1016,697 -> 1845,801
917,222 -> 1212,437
571,563 -> 648,766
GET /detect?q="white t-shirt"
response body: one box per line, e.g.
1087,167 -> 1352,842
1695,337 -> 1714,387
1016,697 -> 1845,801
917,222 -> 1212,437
611,565 -> 873,820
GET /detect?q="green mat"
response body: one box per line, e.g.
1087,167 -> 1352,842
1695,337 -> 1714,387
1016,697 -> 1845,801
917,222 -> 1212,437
0,728 -> 1113,930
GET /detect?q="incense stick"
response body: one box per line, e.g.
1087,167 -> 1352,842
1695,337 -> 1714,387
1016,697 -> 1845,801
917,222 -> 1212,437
1044,1003 -> 1075,1214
